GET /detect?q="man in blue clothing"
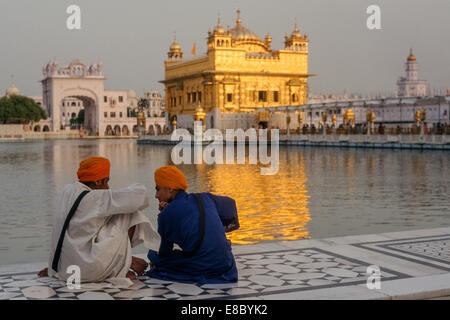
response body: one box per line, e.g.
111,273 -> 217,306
146,166 -> 238,284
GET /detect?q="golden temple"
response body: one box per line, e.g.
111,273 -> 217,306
161,10 -> 313,127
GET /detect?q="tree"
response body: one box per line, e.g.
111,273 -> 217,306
138,98 -> 149,110
76,109 -> 84,124
0,95 -> 47,124
70,109 -> 85,127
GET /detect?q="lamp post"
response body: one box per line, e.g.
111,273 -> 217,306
321,112 -> 328,135
366,110 -> 375,135
415,108 -> 426,135
286,114 -> 291,137
136,98 -> 148,137
298,112 -> 303,134
420,108 -> 426,135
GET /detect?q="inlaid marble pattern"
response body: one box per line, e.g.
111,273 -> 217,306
0,247 -> 407,300
353,235 -> 450,272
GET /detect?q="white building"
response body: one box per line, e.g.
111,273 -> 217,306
40,59 -> 166,136
143,90 -> 165,117
397,49 -> 428,97
61,97 -> 84,128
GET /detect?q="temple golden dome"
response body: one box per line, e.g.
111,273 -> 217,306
407,49 -> 416,61
291,22 -> 302,38
214,16 -> 226,34
170,39 -> 181,51
229,9 -> 262,42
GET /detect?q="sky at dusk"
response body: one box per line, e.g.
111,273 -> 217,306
1,0 -> 449,97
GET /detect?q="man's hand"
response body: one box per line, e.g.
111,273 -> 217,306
130,256 -> 148,276
38,268 -> 48,277
158,201 -> 169,211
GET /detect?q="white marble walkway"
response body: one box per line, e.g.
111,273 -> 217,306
1,227 -> 450,300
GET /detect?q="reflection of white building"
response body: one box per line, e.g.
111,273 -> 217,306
397,49 -> 428,97
40,59 -> 165,136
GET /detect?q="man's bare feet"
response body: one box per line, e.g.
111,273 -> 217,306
38,268 -> 48,277
126,270 -> 137,280
130,256 -> 148,276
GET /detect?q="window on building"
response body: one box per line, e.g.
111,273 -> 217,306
273,91 -> 279,103
119,96 -> 123,103
104,112 -> 107,118
72,102 -> 76,106
292,94 -> 298,103
104,96 -> 107,103
78,102 -> 80,106
187,93 -> 191,104
62,102 -> 65,107
198,92 -> 202,103
193,92 -> 197,103
62,112 -> 65,116
258,91 -> 267,102
110,112 -> 116,118
120,112 -> 123,118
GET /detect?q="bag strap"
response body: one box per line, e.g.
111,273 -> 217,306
183,193 -> 206,257
51,190 -> 90,272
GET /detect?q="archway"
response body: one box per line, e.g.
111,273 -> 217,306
105,125 -> 113,136
148,125 -> 155,135
258,121 -> 268,129
34,125 -> 41,132
122,125 -> 130,136
114,125 -> 121,136
41,60 -> 104,134
156,124 -> 162,135
43,125 -> 50,132
58,92 -> 97,135
132,125 -> 138,135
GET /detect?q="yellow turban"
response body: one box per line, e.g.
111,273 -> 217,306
154,166 -> 188,190
77,157 -> 111,182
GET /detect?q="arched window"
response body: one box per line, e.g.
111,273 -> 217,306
217,40 -> 220,47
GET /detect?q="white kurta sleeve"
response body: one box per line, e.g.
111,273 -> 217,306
95,183 -> 150,217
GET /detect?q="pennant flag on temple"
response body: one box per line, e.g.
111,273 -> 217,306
191,43 -> 196,56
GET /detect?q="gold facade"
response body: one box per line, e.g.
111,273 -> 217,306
161,10 -> 313,123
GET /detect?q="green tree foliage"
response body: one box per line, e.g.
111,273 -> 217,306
0,95 -> 47,124
70,109 -> 85,126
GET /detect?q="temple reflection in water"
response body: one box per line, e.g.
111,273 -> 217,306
180,149 -> 311,244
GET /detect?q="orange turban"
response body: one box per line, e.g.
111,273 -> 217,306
154,166 -> 188,190
77,157 -> 111,182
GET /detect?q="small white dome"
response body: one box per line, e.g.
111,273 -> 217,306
6,84 -> 20,96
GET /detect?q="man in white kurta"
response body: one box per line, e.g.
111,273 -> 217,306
38,157 -> 159,284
